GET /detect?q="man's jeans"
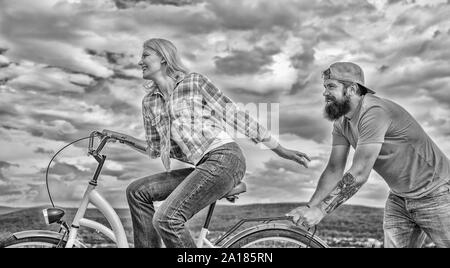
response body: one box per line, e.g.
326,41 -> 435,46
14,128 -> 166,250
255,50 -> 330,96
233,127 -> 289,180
384,182 -> 450,248
126,142 -> 246,248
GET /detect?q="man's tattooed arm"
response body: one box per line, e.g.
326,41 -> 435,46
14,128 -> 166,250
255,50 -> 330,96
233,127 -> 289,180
318,172 -> 364,214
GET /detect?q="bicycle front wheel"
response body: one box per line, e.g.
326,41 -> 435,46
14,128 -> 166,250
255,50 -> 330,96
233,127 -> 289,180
223,225 -> 328,248
0,231 -> 87,248
0,235 -> 68,248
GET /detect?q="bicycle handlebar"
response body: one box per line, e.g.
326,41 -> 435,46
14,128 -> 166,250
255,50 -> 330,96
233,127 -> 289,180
88,131 -> 117,156
88,131 -> 99,154
88,131 -> 143,157
88,131 -> 104,156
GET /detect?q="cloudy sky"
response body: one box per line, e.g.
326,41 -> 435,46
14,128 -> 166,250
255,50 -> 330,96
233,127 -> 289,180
0,0 -> 449,209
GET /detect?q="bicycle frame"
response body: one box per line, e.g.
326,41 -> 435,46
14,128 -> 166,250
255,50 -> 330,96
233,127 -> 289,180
64,181 -> 217,248
66,185 -> 129,248
65,154 -> 129,248
63,163 -> 217,248
197,229 -> 216,248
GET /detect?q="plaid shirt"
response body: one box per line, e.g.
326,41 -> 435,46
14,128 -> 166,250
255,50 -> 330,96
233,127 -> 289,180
142,72 -> 276,168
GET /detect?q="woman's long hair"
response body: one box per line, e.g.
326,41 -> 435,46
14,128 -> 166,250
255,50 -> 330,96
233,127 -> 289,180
143,38 -> 189,79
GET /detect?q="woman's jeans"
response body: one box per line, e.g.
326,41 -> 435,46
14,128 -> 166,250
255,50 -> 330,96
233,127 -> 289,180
126,142 -> 246,248
384,182 -> 450,248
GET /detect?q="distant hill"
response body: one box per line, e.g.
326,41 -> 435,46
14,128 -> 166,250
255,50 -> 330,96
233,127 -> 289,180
0,203 -> 385,248
0,207 -> 19,216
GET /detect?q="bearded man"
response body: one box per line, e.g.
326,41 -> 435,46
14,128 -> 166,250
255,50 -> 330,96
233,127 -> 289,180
288,62 -> 450,248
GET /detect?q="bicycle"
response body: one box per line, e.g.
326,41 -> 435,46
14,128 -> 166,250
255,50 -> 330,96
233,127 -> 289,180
0,131 -> 328,248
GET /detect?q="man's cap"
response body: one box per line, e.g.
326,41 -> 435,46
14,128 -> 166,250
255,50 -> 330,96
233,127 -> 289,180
323,62 -> 375,94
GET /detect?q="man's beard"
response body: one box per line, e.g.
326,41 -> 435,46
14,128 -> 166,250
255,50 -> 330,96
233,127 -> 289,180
324,95 -> 351,121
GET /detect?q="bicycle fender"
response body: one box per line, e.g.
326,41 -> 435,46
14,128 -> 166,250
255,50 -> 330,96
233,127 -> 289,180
220,223 -> 329,248
12,230 -> 87,248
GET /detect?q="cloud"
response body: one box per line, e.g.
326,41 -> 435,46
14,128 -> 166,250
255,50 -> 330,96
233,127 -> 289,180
113,0 -> 200,9
0,161 -> 14,169
226,87 -> 282,104
375,61 -> 450,106
290,47 -> 316,70
316,0 -> 377,17
84,48 -> 137,69
34,148 -> 55,155
20,117 -> 80,142
0,62 -> 145,144
205,0 -> 301,32
44,157 -> 142,183
387,0 -> 406,5
241,157 -> 326,203
0,184 -> 23,196
280,113 -> 332,143
289,79 -> 312,95
3,63 -> 89,96
0,1 -> 116,77
240,155 -> 390,206
214,46 -> 281,76
27,179 -> 87,205
0,161 -> 19,182
0,100 -> 18,117
1,124 -> 19,131
46,161 -> 91,182
0,55 -> 10,68
392,3 -> 449,35
378,65 -> 390,73
358,180 -> 390,202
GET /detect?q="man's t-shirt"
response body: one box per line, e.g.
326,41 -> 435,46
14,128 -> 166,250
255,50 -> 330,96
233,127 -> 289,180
332,94 -> 450,199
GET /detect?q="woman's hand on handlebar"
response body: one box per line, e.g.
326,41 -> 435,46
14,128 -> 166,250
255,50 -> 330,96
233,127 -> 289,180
101,129 -> 129,143
101,129 -> 147,155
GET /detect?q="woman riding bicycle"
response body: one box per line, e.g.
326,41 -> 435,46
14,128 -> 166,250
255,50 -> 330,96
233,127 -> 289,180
103,38 -> 311,248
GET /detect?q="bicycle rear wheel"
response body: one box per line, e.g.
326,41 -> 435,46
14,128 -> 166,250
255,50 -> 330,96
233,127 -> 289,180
223,225 -> 328,248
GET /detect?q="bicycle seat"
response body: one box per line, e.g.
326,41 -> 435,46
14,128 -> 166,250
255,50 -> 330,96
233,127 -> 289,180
222,182 -> 246,202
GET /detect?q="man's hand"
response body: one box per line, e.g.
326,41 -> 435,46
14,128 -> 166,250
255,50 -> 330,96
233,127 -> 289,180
286,205 -> 326,228
273,145 -> 311,168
